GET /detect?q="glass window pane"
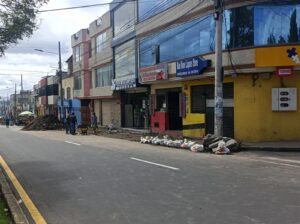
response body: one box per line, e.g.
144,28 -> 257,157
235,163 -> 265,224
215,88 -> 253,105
139,15 -> 214,67
115,40 -> 136,79
95,64 -> 112,87
114,2 -> 135,37
254,4 -> 300,45
138,0 -> 183,22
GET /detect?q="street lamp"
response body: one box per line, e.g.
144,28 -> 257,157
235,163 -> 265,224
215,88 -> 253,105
34,42 -> 63,121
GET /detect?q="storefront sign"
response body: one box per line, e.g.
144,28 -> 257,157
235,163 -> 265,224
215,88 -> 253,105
256,46 -> 300,67
139,63 -> 168,83
276,66 -> 294,77
176,57 -> 210,77
111,78 -> 137,90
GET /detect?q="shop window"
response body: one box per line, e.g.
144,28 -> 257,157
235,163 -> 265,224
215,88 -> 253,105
191,86 -> 206,113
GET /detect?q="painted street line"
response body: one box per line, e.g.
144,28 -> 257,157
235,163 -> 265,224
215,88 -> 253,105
65,141 -> 81,146
262,157 -> 300,164
0,155 -> 47,224
130,157 -> 180,171
248,158 -> 300,168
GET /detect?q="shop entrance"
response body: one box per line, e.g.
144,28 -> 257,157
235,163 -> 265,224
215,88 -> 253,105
156,88 -> 182,130
122,90 -> 148,129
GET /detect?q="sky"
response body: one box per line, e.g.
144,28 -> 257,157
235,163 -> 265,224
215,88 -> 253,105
0,0 -> 111,98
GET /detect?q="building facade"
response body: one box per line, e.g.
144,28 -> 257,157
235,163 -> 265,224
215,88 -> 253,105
110,0 -> 150,129
135,0 -> 300,141
88,12 -> 121,127
36,76 -> 59,116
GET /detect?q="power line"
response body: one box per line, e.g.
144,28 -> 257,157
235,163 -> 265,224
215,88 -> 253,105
37,0 -> 137,13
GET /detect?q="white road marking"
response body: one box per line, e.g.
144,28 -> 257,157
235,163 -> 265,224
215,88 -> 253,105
130,157 -> 179,170
65,141 -> 81,146
248,158 -> 300,168
262,156 -> 300,164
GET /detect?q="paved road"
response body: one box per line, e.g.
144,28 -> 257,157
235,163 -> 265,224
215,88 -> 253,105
0,125 -> 299,224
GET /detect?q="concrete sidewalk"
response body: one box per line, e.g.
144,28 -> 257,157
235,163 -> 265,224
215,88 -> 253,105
241,141 -> 300,152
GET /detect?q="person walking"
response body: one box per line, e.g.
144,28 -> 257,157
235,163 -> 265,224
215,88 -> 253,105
65,114 -> 70,134
91,112 -> 98,134
69,112 -> 77,135
5,115 -> 9,128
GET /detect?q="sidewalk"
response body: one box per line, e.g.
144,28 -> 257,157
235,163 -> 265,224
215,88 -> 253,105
240,141 -> 300,152
5,125 -> 300,152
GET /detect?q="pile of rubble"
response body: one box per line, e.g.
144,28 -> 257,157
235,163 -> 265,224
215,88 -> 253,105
140,134 -> 239,154
22,115 -> 62,131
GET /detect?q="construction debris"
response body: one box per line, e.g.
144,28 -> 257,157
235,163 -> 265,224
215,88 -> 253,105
141,134 -> 240,154
140,135 -> 205,153
22,115 -> 62,131
203,134 -> 240,153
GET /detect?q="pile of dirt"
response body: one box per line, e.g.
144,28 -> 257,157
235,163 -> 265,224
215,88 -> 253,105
22,115 -> 62,131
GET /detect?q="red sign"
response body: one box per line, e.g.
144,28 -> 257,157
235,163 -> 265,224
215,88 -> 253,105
139,64 -> 168,83
276,66 -> 294,77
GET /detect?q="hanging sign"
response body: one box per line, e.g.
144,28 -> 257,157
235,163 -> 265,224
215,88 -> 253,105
176,57 -> 210,77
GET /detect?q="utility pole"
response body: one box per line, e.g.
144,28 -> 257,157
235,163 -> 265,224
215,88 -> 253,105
214,0 -> 223,137
58,41 -> 63,121
14,83 -> 17,118
21,74 -> 24,112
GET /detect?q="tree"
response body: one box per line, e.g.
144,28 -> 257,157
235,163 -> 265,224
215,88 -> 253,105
0,0 -> 49,56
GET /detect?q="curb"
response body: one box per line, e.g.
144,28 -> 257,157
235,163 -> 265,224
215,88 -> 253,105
0,168 -> 29,224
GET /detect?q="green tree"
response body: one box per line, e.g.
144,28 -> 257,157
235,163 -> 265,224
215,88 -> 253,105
288,9 -> 299,43
0,0 -> 49,56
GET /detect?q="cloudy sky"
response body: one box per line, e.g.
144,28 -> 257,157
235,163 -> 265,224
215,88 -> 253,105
0,0 -> 111,98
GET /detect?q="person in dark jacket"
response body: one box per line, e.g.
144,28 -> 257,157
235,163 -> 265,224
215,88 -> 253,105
69,112 -> 77,135
65,114 -> 70,134
5,115 -> 9,128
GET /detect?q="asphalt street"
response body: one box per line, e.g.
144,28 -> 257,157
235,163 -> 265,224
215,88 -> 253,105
0,125 -> 299,224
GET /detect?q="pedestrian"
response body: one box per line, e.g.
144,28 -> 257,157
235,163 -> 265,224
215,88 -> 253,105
91,112 -> 98,134
5,115 -> 9,128
65,114 -> 70,134
69,112 -> 77,135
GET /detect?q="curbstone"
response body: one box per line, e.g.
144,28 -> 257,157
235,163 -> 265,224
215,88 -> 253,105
0,169 -> 29,224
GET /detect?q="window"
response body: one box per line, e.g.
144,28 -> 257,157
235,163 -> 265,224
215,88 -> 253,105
74,45 -> 81,62
223,6 -> 254,48
191,86 -> 206,113
74,72 -> 82,90
139,15 -> 214,67
66,87 -> 71,99
254,4 -> 300,45
96,32 -> 107,54
95,64 -> 112,87
114,2 -> 136,37
115,39 -> 136,79
138,0 -> 183,22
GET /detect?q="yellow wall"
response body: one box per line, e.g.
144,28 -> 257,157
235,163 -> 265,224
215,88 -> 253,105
183,73 -> 300,141
235,72 -> 300,141
182,78 -> 234,138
